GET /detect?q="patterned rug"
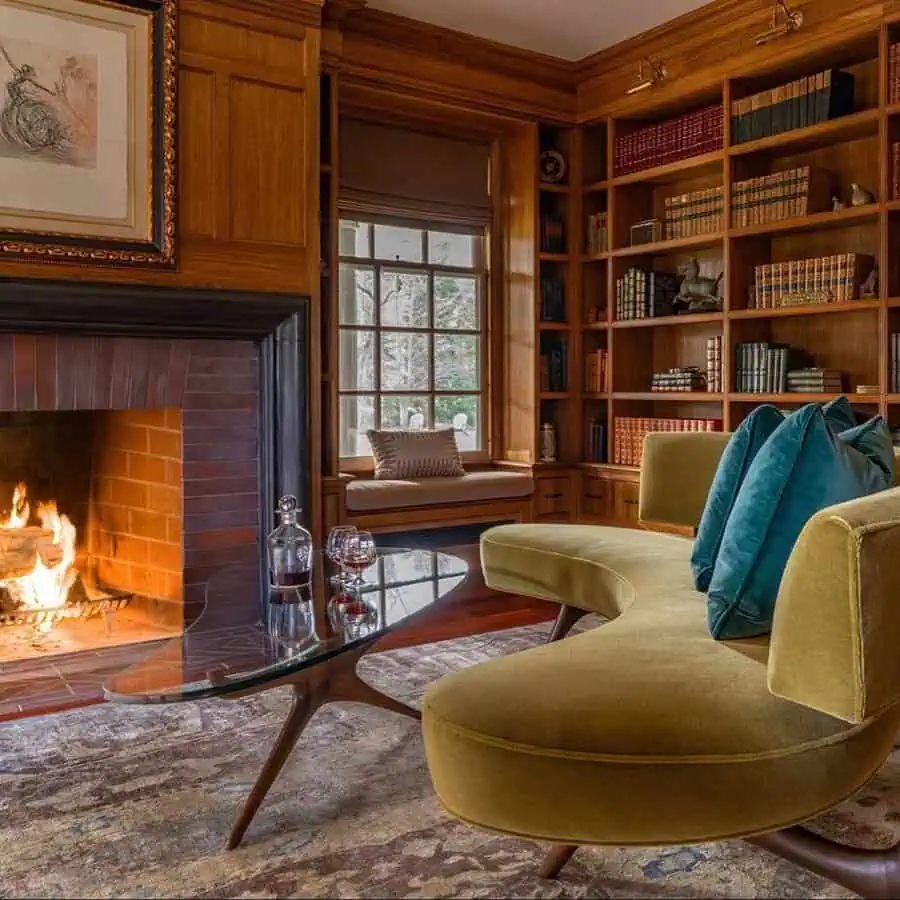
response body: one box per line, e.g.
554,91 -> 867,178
0,624 -> 853,899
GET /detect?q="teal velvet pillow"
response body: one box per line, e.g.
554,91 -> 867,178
839,415 -> 894,482
822,396 -> 857,432
707,404 -> 892,640
690,405 -> 784,592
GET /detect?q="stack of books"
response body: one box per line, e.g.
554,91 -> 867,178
613,104 -> 723,177
730,68 -> 855,144
615,267 -> 680,320
540,276 -> 566,322
732,166 -> 829,228
786,368 -> 844,393
892,142 -> 900,200
706,336 -> 723,393
892,333 -> 900,392
751,252 -> 875,308
663,186 -> 724,239
540,213 -> 566,254
734,341 -> 809,393
540,336 -> 567,392
890,43 -> 900,104
650,367 -> 707,392
614,416 -> 722,467
585,417 -> 607,463
584,348 -> 608,393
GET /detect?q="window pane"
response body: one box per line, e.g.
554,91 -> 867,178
436,395 -> 480,451
339,329 -> 375,390
428,231 -> 475,268
434,275 -> 479,330
340,395 -> 375,458
381,270 -> 429,328
434,334 -> 479,390
381,333 -> 431,391
374,224 -> 424,263
339,220 -> 370,257
381,395 -> 432,430
339,265 -> 375,325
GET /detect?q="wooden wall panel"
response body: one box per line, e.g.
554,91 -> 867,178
179,69 -> 219,240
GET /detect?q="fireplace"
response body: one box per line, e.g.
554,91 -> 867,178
0,279 -> 308,667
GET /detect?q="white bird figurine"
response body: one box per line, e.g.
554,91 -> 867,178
831,196 -> 845,212
850,183 -> 874,207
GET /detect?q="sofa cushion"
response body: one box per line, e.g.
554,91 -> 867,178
822,395 -> 857,432
840,414 -> 894,482
346,470 -> 533,512
691,405 -> 784,592
707,405 -> 891,640
366,428 -> 464,480
422,524 -> 900,847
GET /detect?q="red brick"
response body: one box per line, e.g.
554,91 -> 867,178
189,527 -> 258,550
183,393 -> 257,411
105,478 -> 148,509
149,542 -> 182,572
183,460 -> 256,480
167,515 -> 182,543
182,409 -> 257,430
184,475 -> 258,497
164,408 -> 182,429
183,440 -> 257,463
188,357 -> 258,377
130,509 -> 168,542
128,453 -> 167,484
107,423 -> 150,453
186,374 -> 258,394
148,428 -> 181,458
147,484 -> 181,516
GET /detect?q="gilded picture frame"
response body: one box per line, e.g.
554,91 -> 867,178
0,0 -> 175,267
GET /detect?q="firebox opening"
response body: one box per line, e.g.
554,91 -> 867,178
0,409 -> 184,662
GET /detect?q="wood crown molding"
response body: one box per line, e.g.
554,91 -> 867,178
182,0 -> 324,29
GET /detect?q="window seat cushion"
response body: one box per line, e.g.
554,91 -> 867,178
346,470 -> 534,513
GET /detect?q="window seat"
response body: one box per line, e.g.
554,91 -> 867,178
346,470 -> 533,512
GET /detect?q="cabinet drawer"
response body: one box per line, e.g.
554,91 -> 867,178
581,477 -> 610,519
536,477 -> 572,517
612,480 -> 641,524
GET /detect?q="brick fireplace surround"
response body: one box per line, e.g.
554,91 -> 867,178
0,278 -> 308,720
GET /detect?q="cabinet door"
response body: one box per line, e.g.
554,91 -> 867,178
580,475 -> 610,520
535,476 -> 574,520
612,479 -> 641,527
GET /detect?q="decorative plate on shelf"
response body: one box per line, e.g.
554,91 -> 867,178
539,150 -> 567,184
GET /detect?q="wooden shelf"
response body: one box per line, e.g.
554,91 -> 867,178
540,183 -> 569,193
888,298 -> 900,308
612,312 -> 723,329
728,108 -> 880,158
885,200 -> 900,212
885,103 -> 900,117
611,149 -> 725,187
730,300 -> 881,319
614,392 -> 724,402
539,252 -> 569,262
729,204 -> 879,238
539,392 -> 572,400
888,395 -> 900,404
581,253 -> 609,263
539,322 -> 571,331
578,462 -> 639,473
582,321 -> 609,330
728,392 -> 872,403
612,232 -> 723,258
582,392 -> 608,400
584,180 -> 609,193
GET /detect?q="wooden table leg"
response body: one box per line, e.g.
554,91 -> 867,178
539,844 -> 579,879
329,666 -> 421,721
226,683 -> 319,850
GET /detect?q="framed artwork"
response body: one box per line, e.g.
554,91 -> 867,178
0,0 -> 175,267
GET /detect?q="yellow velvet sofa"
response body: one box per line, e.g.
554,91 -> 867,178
422,431 -> 900,898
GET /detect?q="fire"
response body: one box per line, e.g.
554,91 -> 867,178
1,483 -> 77,633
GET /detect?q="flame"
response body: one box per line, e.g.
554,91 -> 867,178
0,483 -> 77,634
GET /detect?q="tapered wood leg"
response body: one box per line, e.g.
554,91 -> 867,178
539,844 -> 579,879
226,684 -> 318,850
330,670 -> 421,720
548,605 -> 588,643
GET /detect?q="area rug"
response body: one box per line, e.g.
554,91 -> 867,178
0,623 -> 852,899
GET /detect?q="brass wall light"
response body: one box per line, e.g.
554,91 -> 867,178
755,0 -> 803,46
626,57 -> 668,95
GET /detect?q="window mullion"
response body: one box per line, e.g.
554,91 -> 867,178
375,261 -> 382,429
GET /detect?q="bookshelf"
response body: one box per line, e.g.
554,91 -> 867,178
558,24 -> 900,525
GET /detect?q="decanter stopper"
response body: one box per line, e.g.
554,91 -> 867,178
266,494 -> 313,591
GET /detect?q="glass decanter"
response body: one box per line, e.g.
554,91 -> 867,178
266,495 -> 313,591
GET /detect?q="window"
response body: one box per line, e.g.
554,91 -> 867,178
338,219 -> 486,462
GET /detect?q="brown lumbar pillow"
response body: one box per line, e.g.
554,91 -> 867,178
366,428 -> 465,480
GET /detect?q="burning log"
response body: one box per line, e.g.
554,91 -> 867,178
0,527 -> 64,579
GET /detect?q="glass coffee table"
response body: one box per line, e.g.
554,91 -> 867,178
104,548 -> 468,849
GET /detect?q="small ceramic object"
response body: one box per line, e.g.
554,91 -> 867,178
850,183 -> 874,207
831,196 -> 846,212
539,149 -> 567,184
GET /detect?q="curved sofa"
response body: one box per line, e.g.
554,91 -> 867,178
422,432 -> 900,894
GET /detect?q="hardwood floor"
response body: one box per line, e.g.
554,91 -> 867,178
0,543 -> 554,722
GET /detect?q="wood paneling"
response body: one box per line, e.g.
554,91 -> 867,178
179,69 -> 219,240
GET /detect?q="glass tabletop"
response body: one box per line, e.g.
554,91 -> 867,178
104,548 -> 468,704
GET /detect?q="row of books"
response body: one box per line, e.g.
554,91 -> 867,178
892,141 -> 900,201
731,68 -> 855,144
787,368 -> 844,393
733,166 -> 829,228
615,267 -> 680,321
613,416 -> 723,468
663,186 -> 724,240
890,332 -> 900,393
585,348 -> 608,394
889,43 -> 900,105
750,253 -> 874,309
540,276 -> 566,323
734,342 -> 802,394
584,418 -> 607,464
539,336 -> 567,393
586,212 -> 608,255
540,214 -> 566,254
707,336 -> 723,393
650,367 -> 707,392
612,104 -> 723,177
